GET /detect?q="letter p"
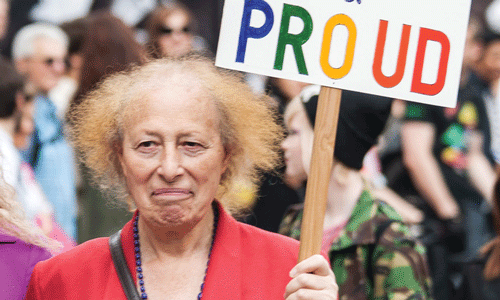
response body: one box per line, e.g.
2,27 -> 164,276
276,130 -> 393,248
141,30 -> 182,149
236,0 -> 274,63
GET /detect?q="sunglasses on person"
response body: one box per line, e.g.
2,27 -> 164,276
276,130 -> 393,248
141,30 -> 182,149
158,26 -> 191,35
35,57 -> 70,68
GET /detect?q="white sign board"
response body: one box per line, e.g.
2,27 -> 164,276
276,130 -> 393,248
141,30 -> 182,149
216,0 -> 472,108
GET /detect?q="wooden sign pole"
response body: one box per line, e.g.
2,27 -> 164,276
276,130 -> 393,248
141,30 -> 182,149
298,86 -> 342,262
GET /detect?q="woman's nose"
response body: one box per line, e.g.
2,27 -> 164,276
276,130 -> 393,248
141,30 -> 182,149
158,149 -> 183,181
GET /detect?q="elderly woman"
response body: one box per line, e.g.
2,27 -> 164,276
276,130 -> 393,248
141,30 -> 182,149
24,57 -> 337,299
279,86 -> 432,299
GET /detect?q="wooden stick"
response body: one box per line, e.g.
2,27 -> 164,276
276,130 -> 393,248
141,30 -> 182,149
298,87 -> 342,262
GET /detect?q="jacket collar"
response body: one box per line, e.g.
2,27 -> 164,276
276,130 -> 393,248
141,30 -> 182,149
120,201 -> 242,299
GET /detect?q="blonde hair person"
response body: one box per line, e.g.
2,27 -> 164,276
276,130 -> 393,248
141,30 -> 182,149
25,56 -> 339,300
0,166 -> 58,299
0,170 -> 58,250
279,86 -> 432,299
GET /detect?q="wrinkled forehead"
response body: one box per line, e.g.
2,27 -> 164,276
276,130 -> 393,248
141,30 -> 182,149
125,70 -> 205,106
120,72 -> 219,125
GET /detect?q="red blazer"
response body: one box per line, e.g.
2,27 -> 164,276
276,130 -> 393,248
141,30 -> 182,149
25,203 -> 301,299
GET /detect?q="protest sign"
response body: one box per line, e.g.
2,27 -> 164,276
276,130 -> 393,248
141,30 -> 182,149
216,0 -> 472,108
216,0 -> 472,261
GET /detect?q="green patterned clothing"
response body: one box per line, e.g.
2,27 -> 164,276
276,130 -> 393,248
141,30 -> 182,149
279,190 -> 432,300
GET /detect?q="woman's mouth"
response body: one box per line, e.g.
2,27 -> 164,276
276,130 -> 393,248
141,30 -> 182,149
151,188 -> 192,200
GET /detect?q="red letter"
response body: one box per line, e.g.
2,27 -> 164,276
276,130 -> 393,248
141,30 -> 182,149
411,27 -> 450,96
372,20 -> 411,88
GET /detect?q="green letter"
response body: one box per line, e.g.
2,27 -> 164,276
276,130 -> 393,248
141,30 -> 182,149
273,4 -> 313,75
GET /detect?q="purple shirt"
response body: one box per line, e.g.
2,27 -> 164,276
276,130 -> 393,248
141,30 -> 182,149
0,231 -> 51,300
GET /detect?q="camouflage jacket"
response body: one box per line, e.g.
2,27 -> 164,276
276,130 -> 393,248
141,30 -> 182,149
279,190 -> 433,300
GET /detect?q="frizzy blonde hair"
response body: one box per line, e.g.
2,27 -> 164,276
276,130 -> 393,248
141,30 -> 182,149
67,56 -> 283,213
0,170 -> 59,252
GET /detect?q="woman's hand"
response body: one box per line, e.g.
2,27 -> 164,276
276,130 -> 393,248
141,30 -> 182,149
284,254 -> 338,300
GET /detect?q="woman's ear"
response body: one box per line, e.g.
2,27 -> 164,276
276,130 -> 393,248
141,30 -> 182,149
221,147 -> 231,175
114,142 -> 127,177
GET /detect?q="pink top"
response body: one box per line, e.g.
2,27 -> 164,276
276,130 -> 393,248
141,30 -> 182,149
321,220 -> 348,253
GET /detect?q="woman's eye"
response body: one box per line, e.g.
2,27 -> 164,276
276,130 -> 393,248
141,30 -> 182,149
288,129 -> 300,136
182,141 -> 204,153
137,141 -> 156,150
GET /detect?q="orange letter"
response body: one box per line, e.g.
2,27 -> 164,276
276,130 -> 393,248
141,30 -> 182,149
372,20 -> 411,88
320,14 -> 356,79
411,27 -> 450,96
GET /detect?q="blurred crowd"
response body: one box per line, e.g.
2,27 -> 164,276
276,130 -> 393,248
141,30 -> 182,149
0,0 -> 500,299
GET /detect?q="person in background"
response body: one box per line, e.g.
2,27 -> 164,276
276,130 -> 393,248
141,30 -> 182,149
484,0 -> 500,168
24,56 -> 338,299
279,85 -> 432,299
0,0 -> 9,43
145,2 -> 207,59
68,11 -> 146,243
0,164 -> 58,299
242,78 -> 308,232
0,54 -> 75,254
70,11 -> 147,110
0,57 -> 51,234
478,169 -> 500,299
48,17 -> 88,120
11,22 -> 78,240
452,168 -> 500,300
464,28 -> 500,204
401,17 -> 494,299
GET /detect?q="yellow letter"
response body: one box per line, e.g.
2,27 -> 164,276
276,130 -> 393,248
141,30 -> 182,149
320,14 -> 357,79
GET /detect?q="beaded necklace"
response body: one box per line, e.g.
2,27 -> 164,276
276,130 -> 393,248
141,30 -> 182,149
133,207 -> 219,300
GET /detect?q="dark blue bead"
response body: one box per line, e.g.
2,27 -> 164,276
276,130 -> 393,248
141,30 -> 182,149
138,273 -> 143,279
139,279 -> 144,285
135,246 -> 140,253
134,240 -> 140,246
136,260 -> 142,266
140,286 -> 146,292
198,293 -> 202,300
137,267 -> 142,273
135,253 -> 141,259
133,227 -> 139,233
133,233 -> 139,239
141,293 -> 148,299
133,221 -> 138,226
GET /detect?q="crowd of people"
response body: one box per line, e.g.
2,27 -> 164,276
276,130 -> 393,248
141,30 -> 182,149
0,0 -> 500,299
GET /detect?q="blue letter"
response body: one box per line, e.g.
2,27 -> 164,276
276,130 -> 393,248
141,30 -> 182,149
236,0 -> 274,63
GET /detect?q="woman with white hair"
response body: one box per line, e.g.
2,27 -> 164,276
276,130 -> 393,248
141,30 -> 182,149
24,56 -> 338,300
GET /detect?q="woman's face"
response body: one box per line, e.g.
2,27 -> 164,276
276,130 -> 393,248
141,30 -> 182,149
118,85 -> 228,229
157,11 -> 194,58
281,111 -> 311,186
